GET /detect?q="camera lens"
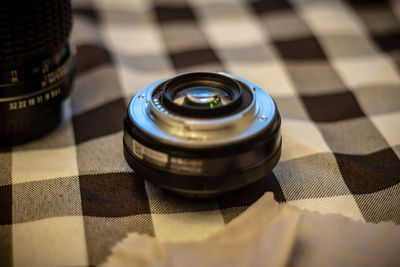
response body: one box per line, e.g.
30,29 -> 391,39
123,72 -> 281,198
0,0 -> 75,146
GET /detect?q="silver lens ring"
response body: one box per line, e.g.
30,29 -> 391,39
123,72 -> 281,197
127,72 -> 276,148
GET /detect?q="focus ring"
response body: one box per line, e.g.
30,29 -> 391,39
0,0 -> 72,61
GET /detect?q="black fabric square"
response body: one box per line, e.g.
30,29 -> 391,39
374,31 -> 400,52
83,215 -> 154,265
353,185 -> 400,224
169,48 -> 220,69
0,225 -> 11,267
0,147 -> 11,186
301,91 -> 365,122
0,185 -> 11,225
335,148 -> 400,194
76,45 -> 113,75
79,172 -> 151,217
346,0 -> 384,8
250,0 -> 292,14
275,37 -> 326,60
73,98 -> 126,144
155,6 -> 196,23
145,183 -> 223,214
217,173 -> 285,209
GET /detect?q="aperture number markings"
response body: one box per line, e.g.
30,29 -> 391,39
8,87 -> 62,111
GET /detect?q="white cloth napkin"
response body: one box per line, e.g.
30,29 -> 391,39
101,192 -> 400,267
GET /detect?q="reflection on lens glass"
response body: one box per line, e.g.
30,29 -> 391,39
173,86 -> 231,109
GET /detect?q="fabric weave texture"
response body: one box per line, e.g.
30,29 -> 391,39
1,0 -> 400,266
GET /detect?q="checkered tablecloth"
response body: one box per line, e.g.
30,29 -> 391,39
1,0 -> 400,266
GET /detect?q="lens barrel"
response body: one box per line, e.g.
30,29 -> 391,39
124,72 -> 281,198
0,0 -> 75,145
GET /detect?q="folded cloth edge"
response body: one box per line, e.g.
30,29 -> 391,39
101,192 -> 400,267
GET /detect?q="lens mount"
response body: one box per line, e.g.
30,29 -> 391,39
124,72 -> 281,197
162,72 -> 243,117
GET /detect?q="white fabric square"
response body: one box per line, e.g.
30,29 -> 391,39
188,0 -> 237,5
371,112 -> 400,150
332,54 -> 400,89
98,0 -> 160,57
194,0 -> 268,49
95,0 -> 150,12
202,19 -> 267,49
225,61 -> 297,97
287,194 -> 365,222
102,22 -> 166,56
151,211 -> 225,242
117,64 -> 174,97
13,216 -> 88,267
294,0 -> 366,36
280,118 -> 331,161
146,181 -> 225,242
12,146 -> 78,183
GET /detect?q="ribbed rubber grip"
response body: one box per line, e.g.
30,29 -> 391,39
0,0 -> 72,61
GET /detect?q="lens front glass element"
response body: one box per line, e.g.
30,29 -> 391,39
161,73 -> 244,117
173,86 -> 232,109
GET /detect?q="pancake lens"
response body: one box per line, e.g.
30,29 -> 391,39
123,72 -> 282,198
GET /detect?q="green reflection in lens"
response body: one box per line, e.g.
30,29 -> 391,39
173,86 -> 231,109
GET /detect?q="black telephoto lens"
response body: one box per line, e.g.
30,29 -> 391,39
0,0 -> 75,146
123,72 -> 282,198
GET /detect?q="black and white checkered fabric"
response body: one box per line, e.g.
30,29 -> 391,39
1,0 -> 400,266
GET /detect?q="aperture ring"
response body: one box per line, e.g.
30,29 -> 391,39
0,45 -> 72,98
0,46 -> 75,114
